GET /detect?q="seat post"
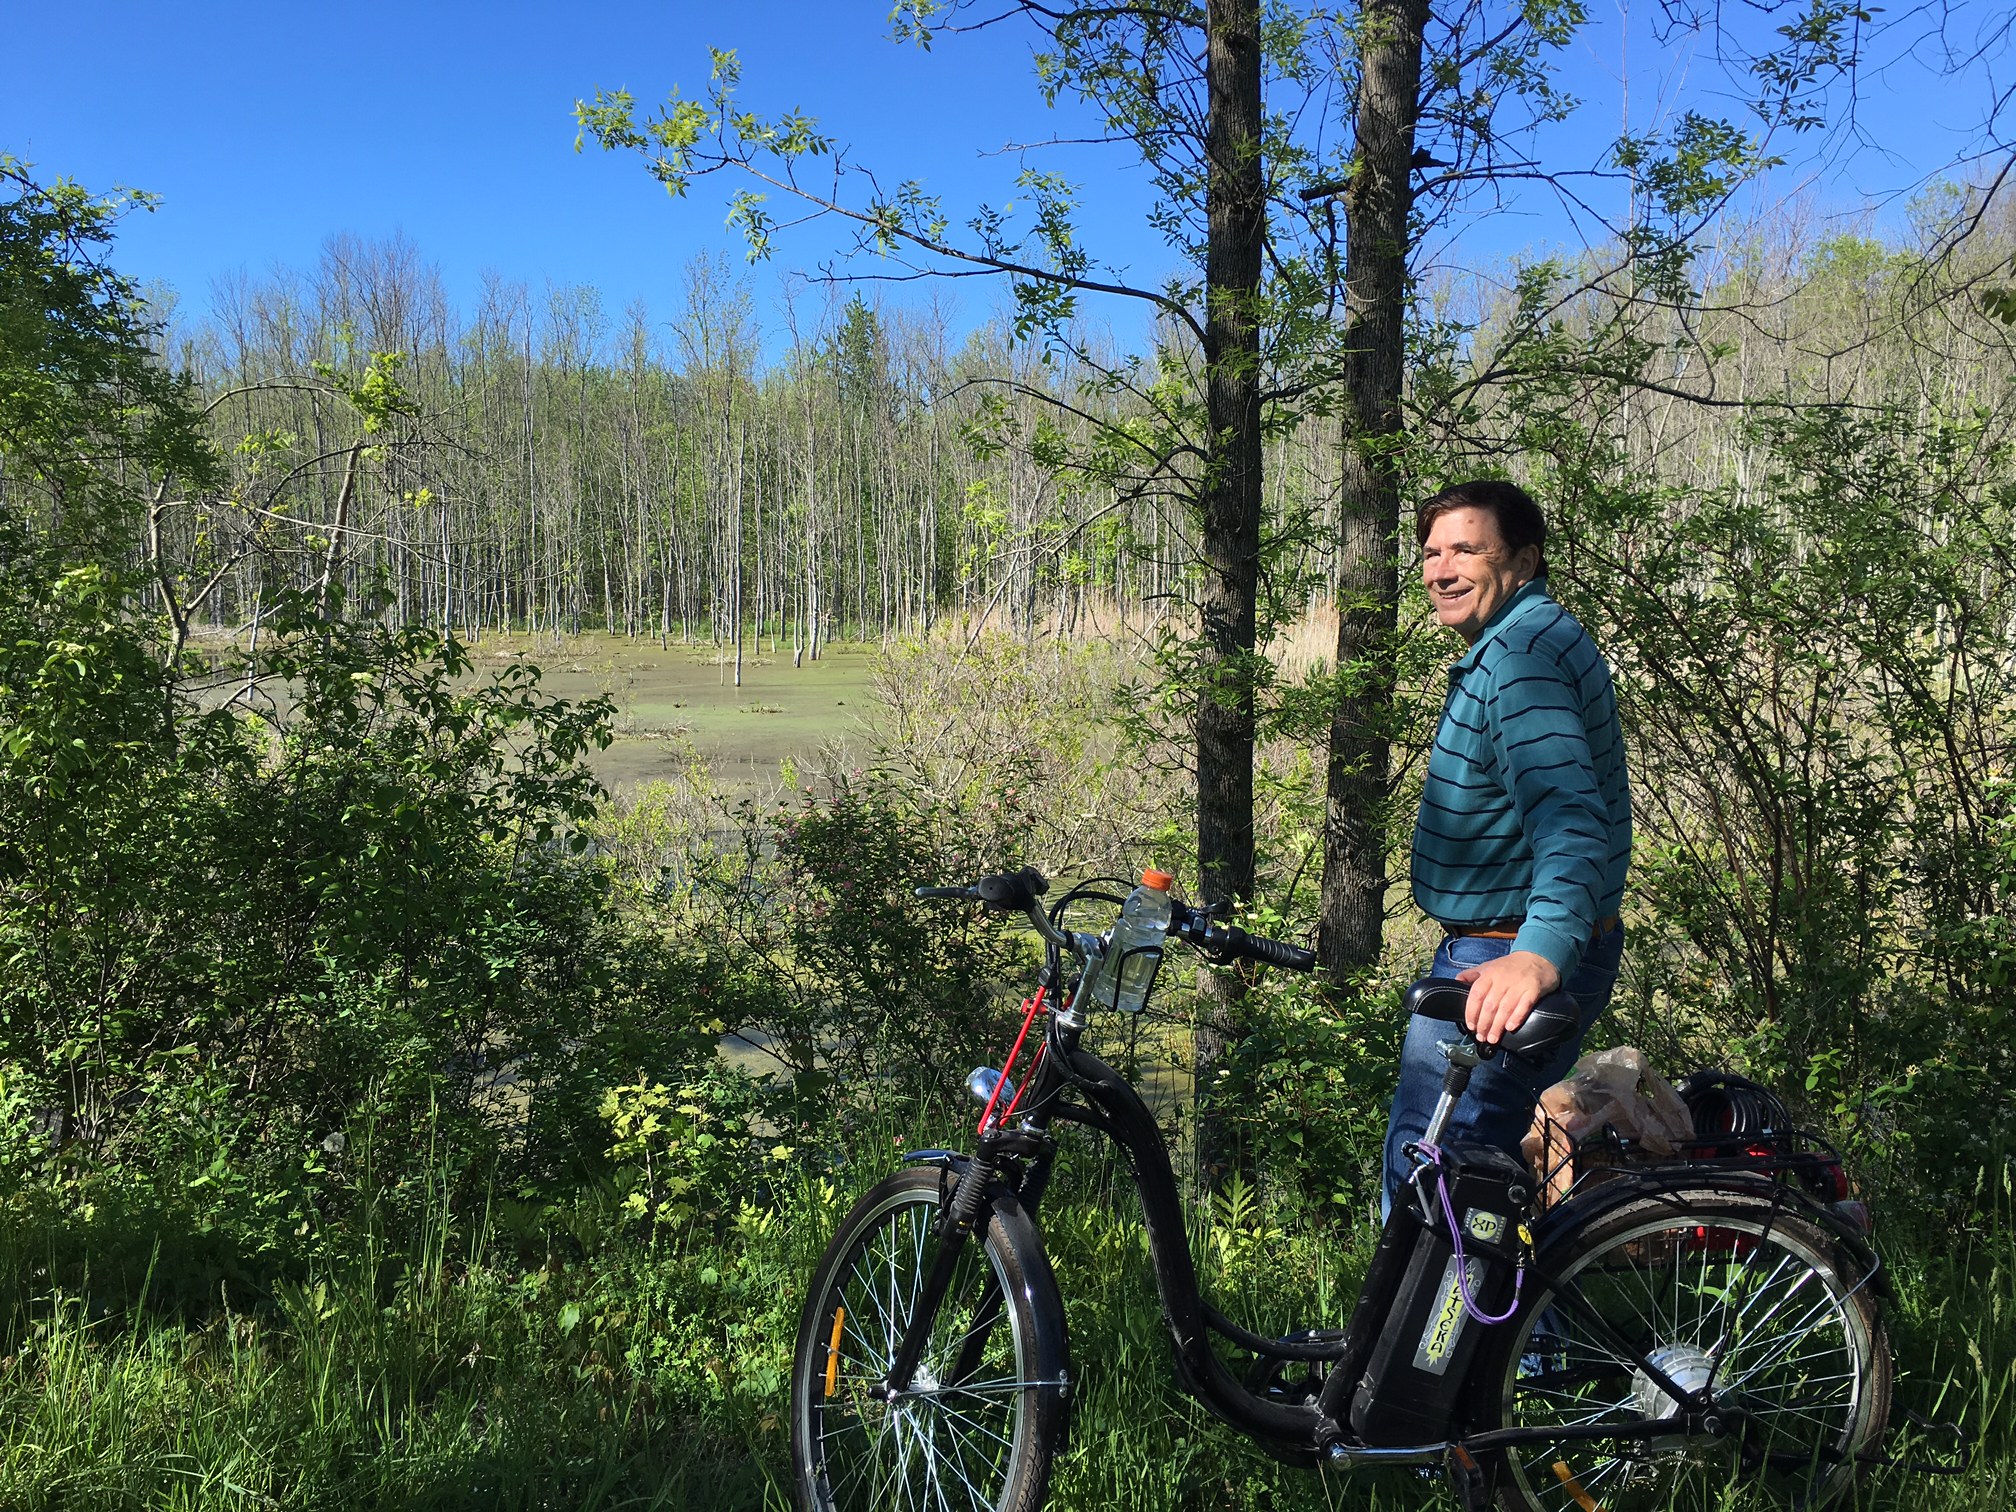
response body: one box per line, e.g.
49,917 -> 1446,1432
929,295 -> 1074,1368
1409,1039 -> 1491,1218
1421,1037 -> 1484,1150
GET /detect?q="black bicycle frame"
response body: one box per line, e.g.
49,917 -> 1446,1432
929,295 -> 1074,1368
862,877 -> 1974,1493
1034,1019 -> 1704,1461
883,995 -> 1888,1467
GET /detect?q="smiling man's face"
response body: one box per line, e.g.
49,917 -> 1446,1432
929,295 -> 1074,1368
1420,505 -> 1541,644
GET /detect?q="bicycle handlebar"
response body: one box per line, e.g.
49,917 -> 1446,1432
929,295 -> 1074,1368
1170,907 -> 1319,973
915,869 -> 1317,975
915,866 -> 1048,912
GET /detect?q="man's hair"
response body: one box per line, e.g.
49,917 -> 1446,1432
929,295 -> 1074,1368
1416,479 -> 1549,577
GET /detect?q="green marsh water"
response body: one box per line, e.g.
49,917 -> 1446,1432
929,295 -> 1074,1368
472,634 -> 881,795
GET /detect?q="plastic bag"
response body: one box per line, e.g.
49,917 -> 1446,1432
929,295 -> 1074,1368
1522,1046 -> 1695,1208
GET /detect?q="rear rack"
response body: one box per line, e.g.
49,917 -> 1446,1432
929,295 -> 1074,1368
1531,1113 -> 1856,1217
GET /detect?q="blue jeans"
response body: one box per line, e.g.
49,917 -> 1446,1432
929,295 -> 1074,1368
1381,925 -> 1625,1218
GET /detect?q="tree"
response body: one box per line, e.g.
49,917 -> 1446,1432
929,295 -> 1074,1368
1316,0 -> 1426,976
573,6 -> 1297,1153
1312,0 -> 1894,983
0,166 -> 707,1234
572,5 -> 1876,1128
568,1 -> 1897,1168
0,157 -> 218,576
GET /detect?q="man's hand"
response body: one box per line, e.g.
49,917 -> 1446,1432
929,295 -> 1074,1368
1457,950 -> 1562,1045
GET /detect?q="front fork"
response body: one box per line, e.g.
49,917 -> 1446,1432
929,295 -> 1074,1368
888,1117 -> 1066,1397
881,1150 -> 1000,1395
883,985 -> 1066,1398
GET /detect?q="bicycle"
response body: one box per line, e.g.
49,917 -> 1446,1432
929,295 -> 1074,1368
789,867 -> 1898,1511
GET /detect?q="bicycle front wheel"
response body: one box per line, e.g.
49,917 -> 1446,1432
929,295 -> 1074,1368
790,1166 -> 1067,1512
1469,1186 -> 1891,1512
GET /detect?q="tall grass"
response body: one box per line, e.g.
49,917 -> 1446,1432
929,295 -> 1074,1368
0,1105 -> 2006,1509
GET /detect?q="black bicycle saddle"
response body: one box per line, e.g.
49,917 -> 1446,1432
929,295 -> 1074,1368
1401,977 -> 1582,1065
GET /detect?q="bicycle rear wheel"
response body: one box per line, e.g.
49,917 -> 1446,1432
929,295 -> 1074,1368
1469,1186 -> 1891,1512
790,1167 -> 1067,1512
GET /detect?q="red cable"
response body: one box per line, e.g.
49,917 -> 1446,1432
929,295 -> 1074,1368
1002,1040 -> 1046,1123
978,986 -> 1045,1134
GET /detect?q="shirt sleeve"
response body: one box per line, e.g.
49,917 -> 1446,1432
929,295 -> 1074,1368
1482,649 -> 1610,978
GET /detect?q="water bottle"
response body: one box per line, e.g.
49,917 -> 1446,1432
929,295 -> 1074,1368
1104,868 -> 1174,1013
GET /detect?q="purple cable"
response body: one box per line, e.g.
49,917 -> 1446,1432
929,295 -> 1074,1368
1415,1141 -> 1523,1325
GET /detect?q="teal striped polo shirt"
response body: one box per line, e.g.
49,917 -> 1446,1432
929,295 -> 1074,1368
1411,578 -> 1630,976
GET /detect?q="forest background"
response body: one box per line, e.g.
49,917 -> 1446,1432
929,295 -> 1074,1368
4,0 -> 2016,1507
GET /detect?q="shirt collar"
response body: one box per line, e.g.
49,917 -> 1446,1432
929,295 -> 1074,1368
1450,577 -> 1554,677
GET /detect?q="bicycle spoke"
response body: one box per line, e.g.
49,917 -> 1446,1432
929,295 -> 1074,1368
934,1375 -> 1059,1394
890,1410 -> 922,1512
1721,1293 -> 1850,1392
929,1398 -> 1020,1452
1715,1265 -> 1822,1368
1711,1246 -> 1803,1354
838,1306 -> 892,1369
929,1408 -> 1001,1509
1746,1397 -> 1858,1437
1496,1202 -> 1886,1512
797,1178 -> 1049,1512
920,1419 -> 955,1512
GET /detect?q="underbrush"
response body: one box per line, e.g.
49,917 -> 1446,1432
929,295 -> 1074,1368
0,1107 -> 2007,1511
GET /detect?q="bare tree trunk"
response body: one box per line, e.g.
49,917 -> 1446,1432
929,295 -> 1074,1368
315,442 -> 364,620
1193,0 -> 1266,1172
733,422 -> 746,688
1317,0 -> 1427,983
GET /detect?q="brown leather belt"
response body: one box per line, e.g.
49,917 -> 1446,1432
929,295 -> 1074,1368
1444,916 -> 1620,942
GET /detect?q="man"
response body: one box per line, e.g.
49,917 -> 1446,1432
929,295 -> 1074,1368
1382,479 -> 1630,1215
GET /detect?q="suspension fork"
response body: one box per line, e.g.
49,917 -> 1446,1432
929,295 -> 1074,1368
941,1134 -> 1061,1388
886,1050 -> 1067,1395
882,1145 -> 997,1395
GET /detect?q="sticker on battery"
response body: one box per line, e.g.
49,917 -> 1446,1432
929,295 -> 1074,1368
1464,1207 -> 1505,1245
1413,1253 -> 1484,1375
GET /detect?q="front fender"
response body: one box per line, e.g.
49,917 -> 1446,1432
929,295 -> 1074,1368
901,1148 -> 969,1172
900,1149 -> 1074,1452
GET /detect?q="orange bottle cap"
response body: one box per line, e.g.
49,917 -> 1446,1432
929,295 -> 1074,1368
1140,868 -> 1175,890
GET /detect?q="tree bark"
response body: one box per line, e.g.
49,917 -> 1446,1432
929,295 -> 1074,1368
1318,0 -> 1427,983
1193,0 -> 1267,1169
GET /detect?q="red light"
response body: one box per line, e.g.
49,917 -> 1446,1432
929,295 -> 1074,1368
1688,1225 -> 1757,1256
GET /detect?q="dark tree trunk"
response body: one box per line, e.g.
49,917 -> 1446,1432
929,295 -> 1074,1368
1193,0 -> 1266,1168
1318,0 -> 1427,983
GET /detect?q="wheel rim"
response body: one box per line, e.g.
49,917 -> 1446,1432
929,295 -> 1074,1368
1499,1210 -> 1880,1511
804,1187 -> 1029,1511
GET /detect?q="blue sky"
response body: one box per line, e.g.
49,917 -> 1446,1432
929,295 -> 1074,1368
5,0 -> 2007,355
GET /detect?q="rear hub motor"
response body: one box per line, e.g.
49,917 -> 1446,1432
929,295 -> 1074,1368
1631,1343 -> 1717,1458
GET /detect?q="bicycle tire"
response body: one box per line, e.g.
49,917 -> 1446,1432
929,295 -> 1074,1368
790,1167 -> 1068,1512
1466,1185 -> 1891,1512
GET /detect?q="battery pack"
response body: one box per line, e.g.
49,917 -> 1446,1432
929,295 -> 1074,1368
1349,1142 -> 1530,1445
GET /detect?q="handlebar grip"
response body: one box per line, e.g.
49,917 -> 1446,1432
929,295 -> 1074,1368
974,867 -> 1049,912
1228,928 -> 1319,972
916,868 -> 1051,912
